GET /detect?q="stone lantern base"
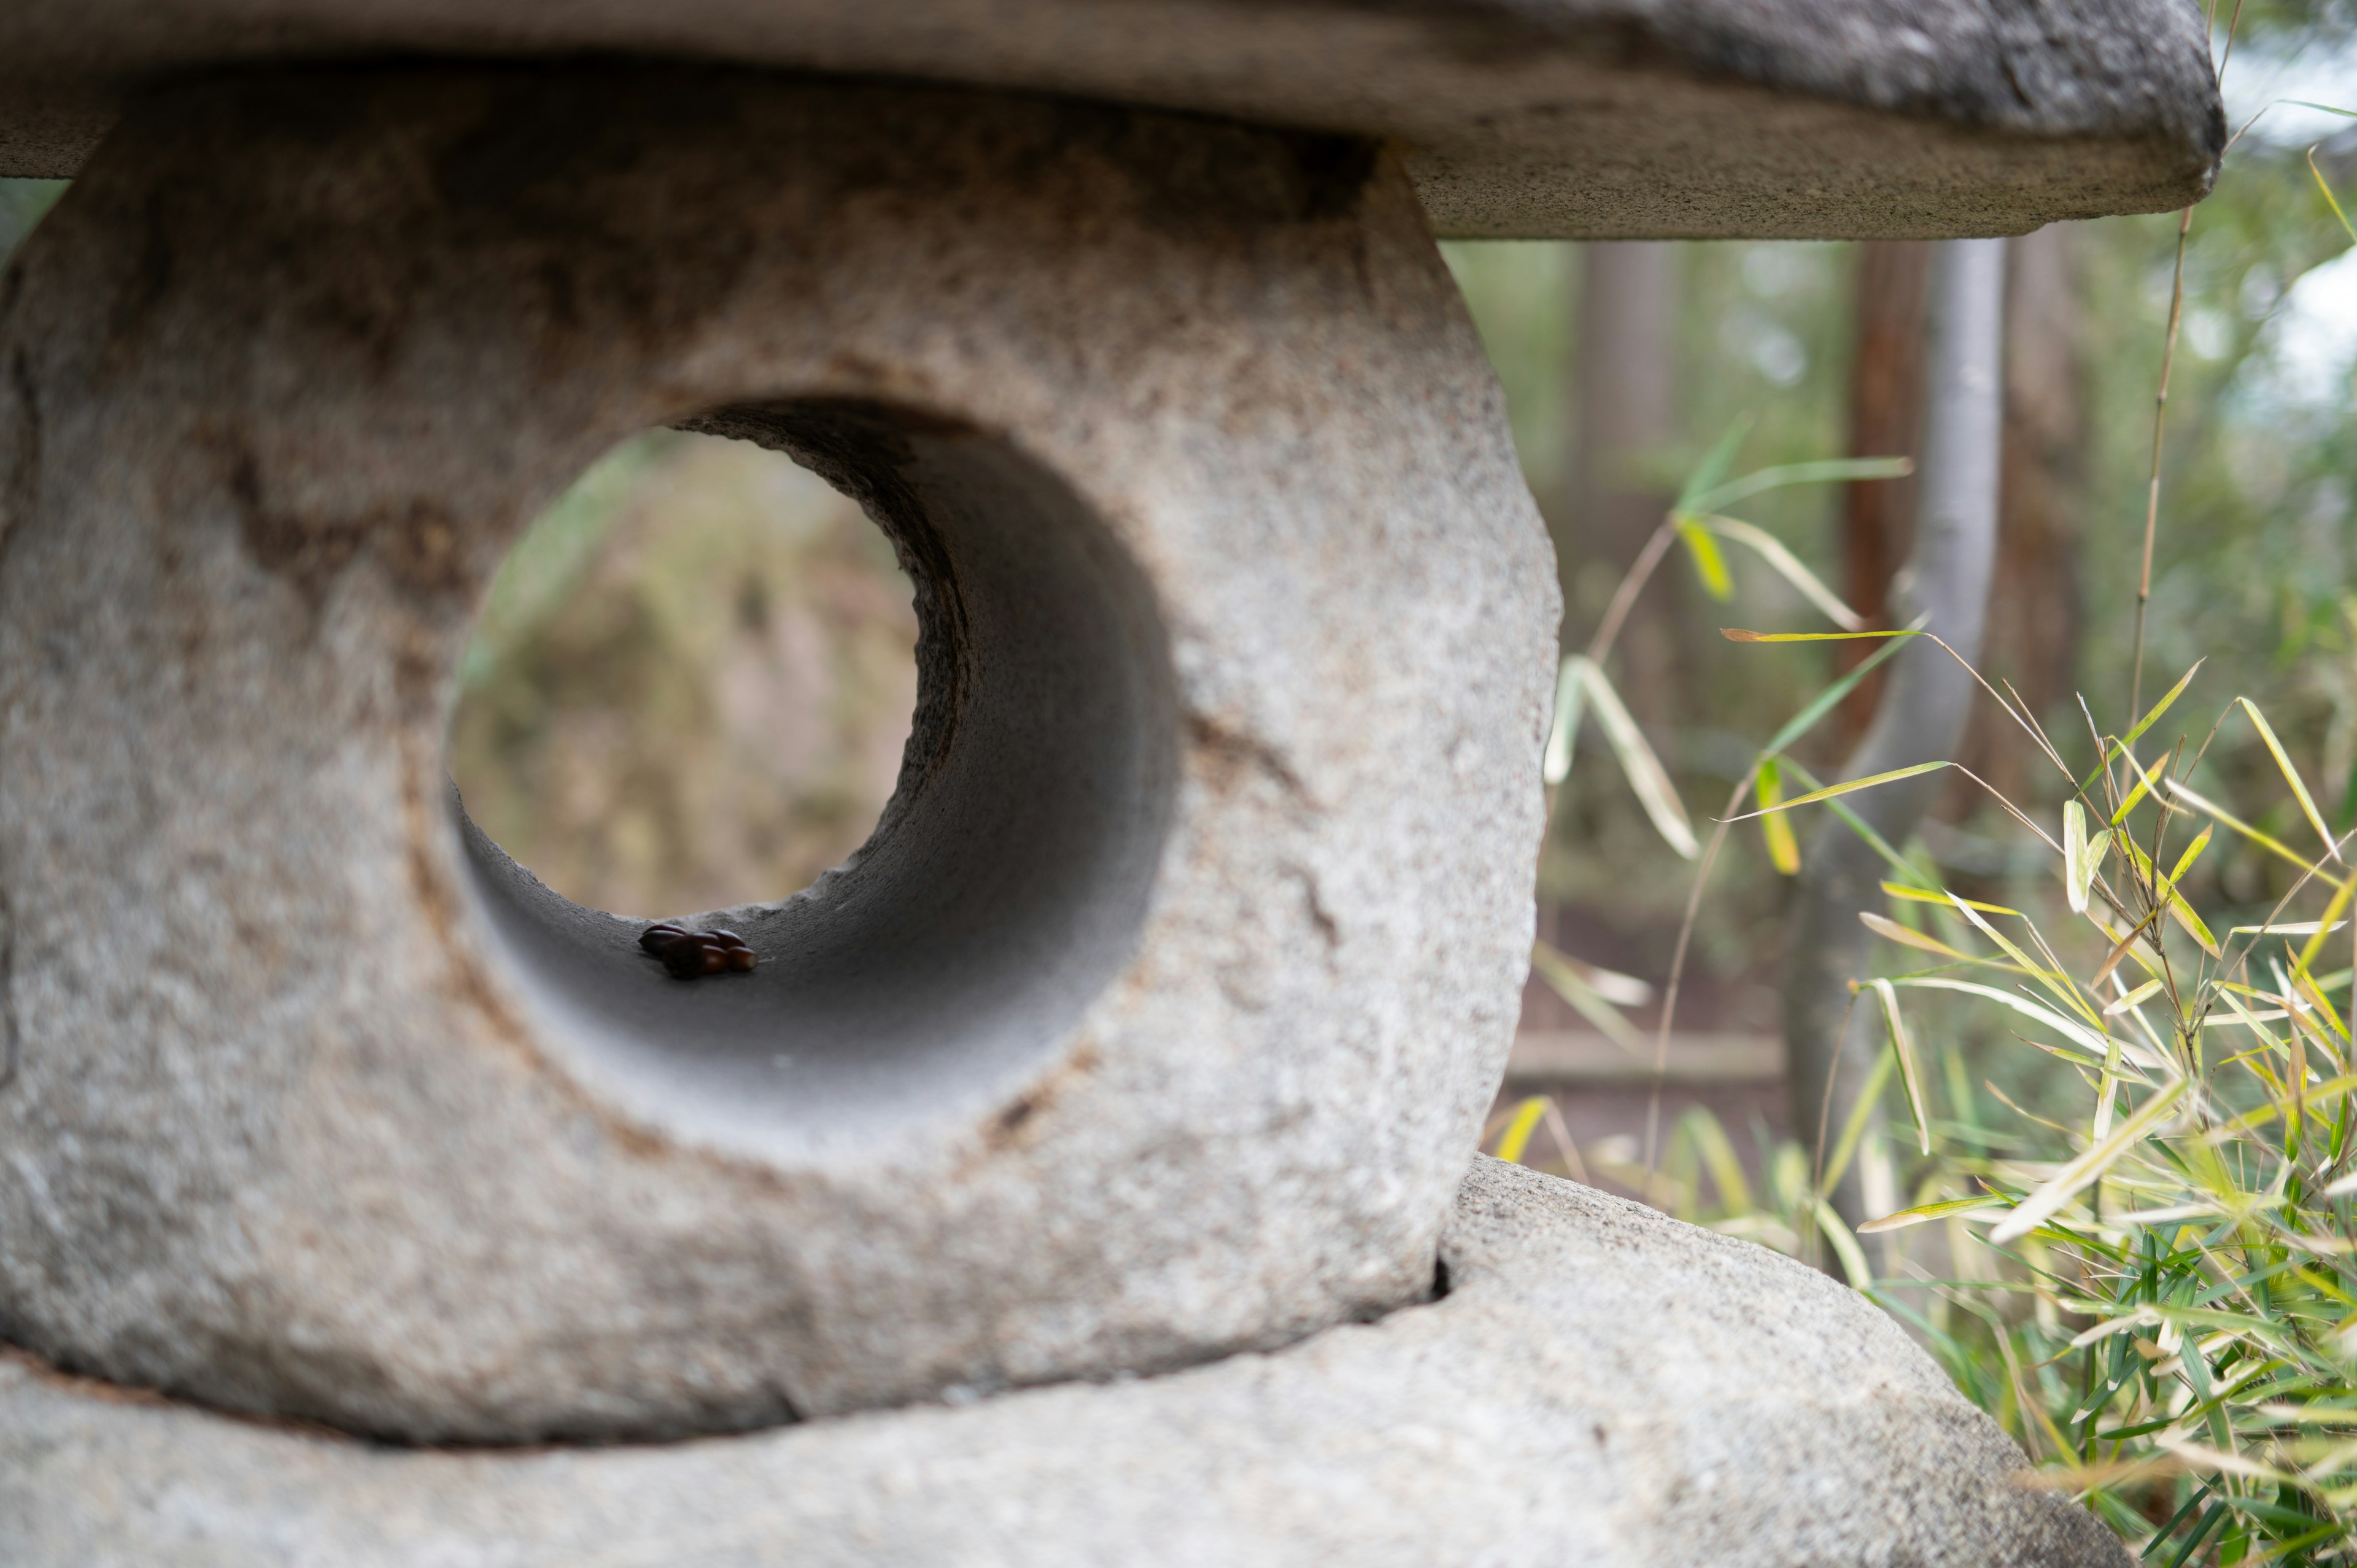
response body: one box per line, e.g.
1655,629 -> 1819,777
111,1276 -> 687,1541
1,1158 -> 2127,1567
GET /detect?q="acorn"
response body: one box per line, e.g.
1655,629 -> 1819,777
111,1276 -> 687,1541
726,947 -> 758,972
660,937 -> 713,980
639,922 -> 688,953
707,929 -> 748,951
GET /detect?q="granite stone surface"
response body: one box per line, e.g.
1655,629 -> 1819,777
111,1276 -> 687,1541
0,68 -> 1556,1442
0,1159 -> 2132,1567
0,0 -> 2225,236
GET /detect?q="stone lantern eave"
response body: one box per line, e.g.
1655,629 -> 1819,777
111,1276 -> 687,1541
0,0 -> 2226,237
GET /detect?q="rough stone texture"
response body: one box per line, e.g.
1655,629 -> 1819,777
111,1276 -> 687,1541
0,1159 -> 2133,1567
0,0 -> 2225,238
0,69 -> 1556,1443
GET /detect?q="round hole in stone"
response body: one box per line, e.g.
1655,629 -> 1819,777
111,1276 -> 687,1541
447,401 -> 1178,1162
448,428 -> 920,917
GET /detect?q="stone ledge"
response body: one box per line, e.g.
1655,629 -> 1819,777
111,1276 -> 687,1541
1,1158 -> 2128,1567
0,0 -> 2224,235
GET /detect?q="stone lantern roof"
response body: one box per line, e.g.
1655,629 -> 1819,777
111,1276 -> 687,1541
0,0 -> 2225,234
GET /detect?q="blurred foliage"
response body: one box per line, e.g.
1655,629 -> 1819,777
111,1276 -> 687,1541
446,430 -> 916,919
1442,108 -> 2357,1004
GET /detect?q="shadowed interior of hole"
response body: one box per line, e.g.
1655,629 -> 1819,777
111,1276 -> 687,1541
451,401 -> 1178,1160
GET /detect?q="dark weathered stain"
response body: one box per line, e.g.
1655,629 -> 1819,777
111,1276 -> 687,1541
215,430 -> 477,619
1186,711 -> 1311,804
221,443 -> 362,613
370,501 -> 470,600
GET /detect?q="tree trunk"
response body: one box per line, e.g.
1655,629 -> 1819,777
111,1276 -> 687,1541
1951,227 -> 2084,813
1836,241 -> 1933,747
1569,241 -> 1680,713
1783,239 -> 2005,1239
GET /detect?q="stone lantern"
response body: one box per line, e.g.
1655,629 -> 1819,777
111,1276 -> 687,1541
0,4 -> 2220,1563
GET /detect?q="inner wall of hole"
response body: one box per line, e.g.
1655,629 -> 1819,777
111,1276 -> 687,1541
453,403 -> 1178,1159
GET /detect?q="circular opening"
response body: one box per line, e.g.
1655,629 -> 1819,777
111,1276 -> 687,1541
449,403 -> 1177,1162
448,428 -> 919,916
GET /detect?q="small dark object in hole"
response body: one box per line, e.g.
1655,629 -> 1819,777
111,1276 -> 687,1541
641,922 -> 755,979
1431,1254 -> 1452,1300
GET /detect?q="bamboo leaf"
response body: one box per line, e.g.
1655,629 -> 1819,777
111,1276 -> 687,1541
2167,824 -> 2213,886
2119,836 -> 2223,957
1880,881 -> 2021,917
1674,417 -> 1753,511
1693,515 -> 1865,630
1813,1200 -> 1875,1289
1571,657 -> 1698,859
1892,977 -> 2115,1059
1859,1194 -> 2007,1235
1530,941 -> 1653,1056
1493,1095 -> 1549,1165
2294,871 -> 2357,983
1679,1106 -> 1754,1214
1674,516 -> 1735,601
1724,761 -> 1948,822
1758,623 -> 1921,755
2063,800 -> 2090,915
1686,456 -> 1913,516
1989,1078 -> 2189,1243
2166,779 -> 2317,871
1541,655 -> 1584,785
1871,978 -> 1930,1156
2312,145 -> 2357,245
1757,759 -> 1800,874
1861,910 -> 1975,962
2104,978 -> 2164,1016
2123,659 -> 2204,747
2242,696 -> 2341,863
1723,628 -> 1923,644
1819,1048 -> 1897,1196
